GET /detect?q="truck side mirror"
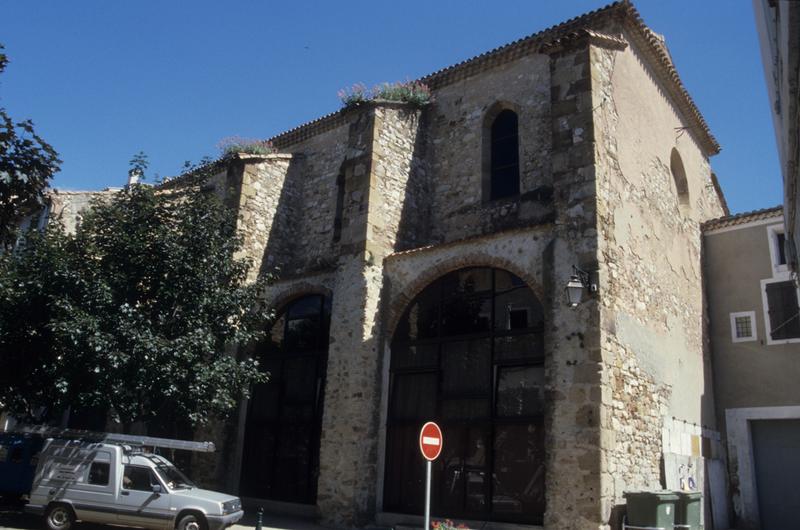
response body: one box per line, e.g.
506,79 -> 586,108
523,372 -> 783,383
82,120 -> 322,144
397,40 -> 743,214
152,484 -> 163,495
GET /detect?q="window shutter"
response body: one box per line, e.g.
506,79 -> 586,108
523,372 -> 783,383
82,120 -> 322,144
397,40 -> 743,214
766,281 -> 800,340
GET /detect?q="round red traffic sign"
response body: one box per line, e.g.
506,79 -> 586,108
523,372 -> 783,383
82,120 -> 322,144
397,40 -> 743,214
419,421 -> 443,461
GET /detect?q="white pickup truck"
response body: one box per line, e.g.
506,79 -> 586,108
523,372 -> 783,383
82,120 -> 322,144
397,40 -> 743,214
25,438 -> 243,530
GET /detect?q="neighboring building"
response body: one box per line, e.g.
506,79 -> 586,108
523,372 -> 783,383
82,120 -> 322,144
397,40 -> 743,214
704,206 -> 800,530
752,0 -> 800,273
156,2 -> 731,529
15,188 -> 118,238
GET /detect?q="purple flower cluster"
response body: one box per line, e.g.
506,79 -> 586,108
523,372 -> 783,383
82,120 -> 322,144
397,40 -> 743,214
338,79 -> 432,108
217,136 -> 276,156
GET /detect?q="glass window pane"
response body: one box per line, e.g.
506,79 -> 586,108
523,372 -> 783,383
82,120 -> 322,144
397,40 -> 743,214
495,286 -> 542,331
442,399 -> 490,419
88,462 -> 110,485
464,428 -> 489,513
492,138 -> 519,168
440,268 -> 492,295
281,403 -> 315,421
263,313 -> 286,353
492,423 -> 545,518
240,427 -> 275,499
391,373 -> 437,420
438,425 -> 466,514
442,339 -> 491,395
490,166 -> 519,199
273,424 -> 312,502
441,295 -> 492,336
287,296 -> 321,319
492,110 -> 518,138
494,334 -> 543,362
384,425 -> 425,514
250,370 -> 280,421
395,287 -> 440,342
391,343 -> 438,370
496,366 -> 544,417
284,317 -> 320,352
283,358 -> 318,403
123,466 -> 156,491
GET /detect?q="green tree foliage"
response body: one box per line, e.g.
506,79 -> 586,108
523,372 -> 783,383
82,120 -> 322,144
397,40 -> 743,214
0,170 -> 270,427
0,44 -> 62,249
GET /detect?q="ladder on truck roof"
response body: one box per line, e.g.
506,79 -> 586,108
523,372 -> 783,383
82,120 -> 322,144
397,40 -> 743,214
5,424 -> 216,453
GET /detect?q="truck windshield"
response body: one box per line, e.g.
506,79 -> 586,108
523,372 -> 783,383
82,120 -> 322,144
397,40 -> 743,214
154,464 -> 195,490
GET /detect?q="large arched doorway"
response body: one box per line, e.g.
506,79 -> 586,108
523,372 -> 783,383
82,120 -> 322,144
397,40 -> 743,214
384,267 -> 545,524
240,294 -> 331,504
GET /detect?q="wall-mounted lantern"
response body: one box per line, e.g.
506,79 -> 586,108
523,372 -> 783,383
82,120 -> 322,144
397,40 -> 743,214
565,266 -> 597,307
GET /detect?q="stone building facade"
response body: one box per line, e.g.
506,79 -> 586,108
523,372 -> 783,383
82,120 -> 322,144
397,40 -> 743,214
166,3 -> 732,529
30,2 -> 731,529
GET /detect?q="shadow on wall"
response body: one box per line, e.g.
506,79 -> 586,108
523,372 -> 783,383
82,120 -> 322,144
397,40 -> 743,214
394,107 -> 432,252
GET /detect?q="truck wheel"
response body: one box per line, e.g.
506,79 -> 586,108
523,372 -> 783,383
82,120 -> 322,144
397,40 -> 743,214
45,504 -> 74,530
176,513 -> 207,530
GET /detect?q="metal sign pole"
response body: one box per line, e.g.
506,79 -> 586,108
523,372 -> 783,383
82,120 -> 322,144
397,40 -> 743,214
424,459 -> 432,530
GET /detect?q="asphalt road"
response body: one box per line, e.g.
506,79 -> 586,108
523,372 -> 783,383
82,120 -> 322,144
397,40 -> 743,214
0,503 -> 325,530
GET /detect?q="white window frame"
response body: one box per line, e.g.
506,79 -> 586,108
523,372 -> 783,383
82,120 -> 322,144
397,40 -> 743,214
767,224 -> 789,276
760,277 -> 800,345
505,305 -> 532,330
729,311 -> 757,343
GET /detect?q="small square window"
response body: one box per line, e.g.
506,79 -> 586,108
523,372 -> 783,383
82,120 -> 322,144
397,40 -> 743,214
730,311 -> 757,343
734,316 -> 752,338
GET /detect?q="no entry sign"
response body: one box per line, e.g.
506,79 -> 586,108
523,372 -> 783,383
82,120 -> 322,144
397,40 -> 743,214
419,421 -> 443,461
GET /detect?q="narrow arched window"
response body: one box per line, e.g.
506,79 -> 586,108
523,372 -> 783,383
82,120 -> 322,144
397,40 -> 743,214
670,148 -> 689,205
490,110 -> 520,200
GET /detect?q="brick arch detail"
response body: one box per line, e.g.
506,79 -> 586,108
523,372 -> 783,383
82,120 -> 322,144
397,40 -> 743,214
384,252 -> 544,341
267,281 -> 333,316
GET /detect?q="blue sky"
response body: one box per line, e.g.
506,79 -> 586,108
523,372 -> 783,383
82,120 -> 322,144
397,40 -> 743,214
0,1 -> 780,214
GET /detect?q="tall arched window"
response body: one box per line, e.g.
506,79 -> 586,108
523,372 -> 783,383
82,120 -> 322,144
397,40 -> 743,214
384,268 -> 545,524
489,110 -> 520,200
240,294 -> 331,504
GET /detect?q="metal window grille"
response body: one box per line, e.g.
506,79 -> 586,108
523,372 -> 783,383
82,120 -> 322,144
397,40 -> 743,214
734,316 -> 753,338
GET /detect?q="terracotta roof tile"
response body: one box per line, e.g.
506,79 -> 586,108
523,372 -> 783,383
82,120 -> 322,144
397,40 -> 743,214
702,205 -> 783,232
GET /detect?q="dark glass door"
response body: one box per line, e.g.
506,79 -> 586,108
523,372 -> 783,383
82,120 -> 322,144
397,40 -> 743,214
240,294 -> 331,504
384,268 -> 545,524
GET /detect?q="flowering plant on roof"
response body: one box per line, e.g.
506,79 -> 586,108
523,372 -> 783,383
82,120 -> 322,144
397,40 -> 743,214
431,520 -> 468,530
373,80 -> 432,106
217,136 -> 276,157
338,80 -> 432,109
337,83 -> 369,107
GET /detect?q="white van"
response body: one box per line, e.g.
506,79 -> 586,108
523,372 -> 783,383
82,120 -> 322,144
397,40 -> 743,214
26,438 -> 243,530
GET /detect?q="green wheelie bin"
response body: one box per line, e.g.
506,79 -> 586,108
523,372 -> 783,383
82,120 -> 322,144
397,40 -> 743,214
624,490 -> 679,529
674,491 -> 702,530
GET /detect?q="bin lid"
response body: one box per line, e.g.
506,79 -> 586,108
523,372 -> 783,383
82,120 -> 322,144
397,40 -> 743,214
674,491 -> 702,499
624,490 -> 680,500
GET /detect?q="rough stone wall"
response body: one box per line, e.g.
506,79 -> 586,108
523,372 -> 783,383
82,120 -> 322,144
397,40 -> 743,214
369,104 -> 428,253
425,55 -> 555,243
543,40 -> 605,530
314,103 -> 423,527
590,28 -> 727,523
47,189 -> 118,234
282,122 -> 351,274
227,154 -> 299,281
